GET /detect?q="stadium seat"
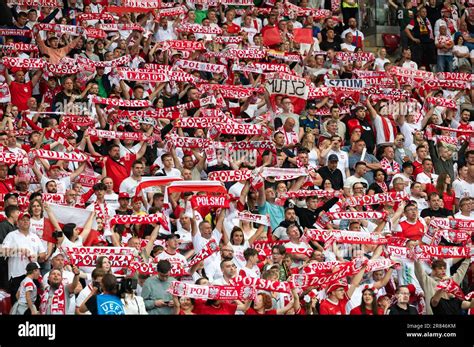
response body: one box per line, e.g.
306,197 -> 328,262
382,33 -> 401,54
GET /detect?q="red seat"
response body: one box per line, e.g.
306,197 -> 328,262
382,33 -> 400,54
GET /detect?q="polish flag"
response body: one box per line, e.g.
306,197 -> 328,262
134,176 -> 183,196
43,203 -> 97,244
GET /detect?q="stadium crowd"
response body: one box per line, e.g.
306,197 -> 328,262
0,0 -> 473,315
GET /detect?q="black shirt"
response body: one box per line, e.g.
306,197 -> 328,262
420,208 -> 453,218
294,197 -> 339,229
388,304 -> 418,315
431,297 -> 463,315
317,166 -> 344,190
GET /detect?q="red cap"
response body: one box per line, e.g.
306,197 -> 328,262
132,196 -> 142,203
325,279 -> 348,293
118,192 -> 130,200
18,212 -> 31,220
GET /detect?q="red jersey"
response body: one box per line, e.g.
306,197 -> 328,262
349,305 -> 384,315
9,81 -> 33,111
245,308 -> 277,315
193,300 -> 237,315
105,153 -> 136,192
398,219 -> 425,241
0,177 -> 15,194
319,296 -> 349,315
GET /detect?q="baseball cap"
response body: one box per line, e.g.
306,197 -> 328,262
18,212 -> 31,220
326,279 -> 348,293
26,262 -> 40,272
118,192 -> 130,200
306,102 -> 317,109
164,233 -> 181,241
328,154 -> 339,162
4,192 -> 19,201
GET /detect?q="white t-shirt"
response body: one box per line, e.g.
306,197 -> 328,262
2,230 -> 45,279
119,176 -> 141,196
453,179 -> 474,199
374,57 -> 390,71
76,284 -> 92,315
17,276 -> 37,306
340,43 -> 356,52
156,250 -> 188,274
402,60 -> 418,70
344,175 -> 368,192
410,195 -> 429,213
229,241 -> 250,269
192,228 -> 222,274
416,172 -> 439,185
40,175 -> 71,194
390,173 -> 412,194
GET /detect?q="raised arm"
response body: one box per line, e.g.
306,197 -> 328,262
143,224 -> 161,259
347,264 -> 367,299
69,161 -> 86,181
79,210 -> 96,243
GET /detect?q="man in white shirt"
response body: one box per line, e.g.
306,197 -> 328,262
75,268 -> 105,315
416,158 -> 439,187
324,136 -> 350,180
340,18 -> 365,50
156,234 -> 188,278
153,153 -> 181,177
409,182 -> 429,213
34,163 -> 86,194
119,160 -> 145,197
2,212 -> 46,304
192,210 -> 224,278
344,162 -> 369,195
153,17 -> 177,42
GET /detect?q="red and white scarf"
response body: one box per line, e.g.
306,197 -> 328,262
237,212 -> 271,227
210,122 -> 271,137
190,195 -> 230,209
99,23 -> 144,32
248,62 -> 292,73
166,135 -> 209,149
423,79 -> 470,91
176,23 -> 223,35
279,189 -> 338,200
175,59 -> 227,75
9,0 -> 62,5
261,167 -> 308,179
162,40 -> 206,51
77,55 -> 131,68
109,213 -> 168,227
326,211 -> 387,220
88,128 -> 156,143
118,109 -> 180,120
31,149 -> 88,162
226,48 -> 267,59
175,117 -> 223,129
231,276 -> 291,293
68,253 -> 134,267
188,239 -> 220,267
1,42 -> 38,53
77,12 -> 115,23
91,96 -> 152,108
436,279 -> 467,300
345,191 -> 409,207
168,281 -> 257,300
208,170 -> 253,182
39,284 -> 66,315
153,5 -> 187,19
2,57 -> 46,69
426,97 -> 457,109
214,36 -> 243,44
198,83 -> 262,99
436,72 -> 473,82
335,51 -> 375,62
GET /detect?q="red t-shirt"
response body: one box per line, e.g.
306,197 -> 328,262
349,305 -> 384,315
245,308 -> 277,315
319,296 -> 349,315
193,300 -> 238,315
0,178 -> 15,194
105,153 -> 136,192
413,160 -> 424,178
425,185 -> 455,211
9,81 -> 33,111
226,23 -> 241,34
398,219 -> 425,241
